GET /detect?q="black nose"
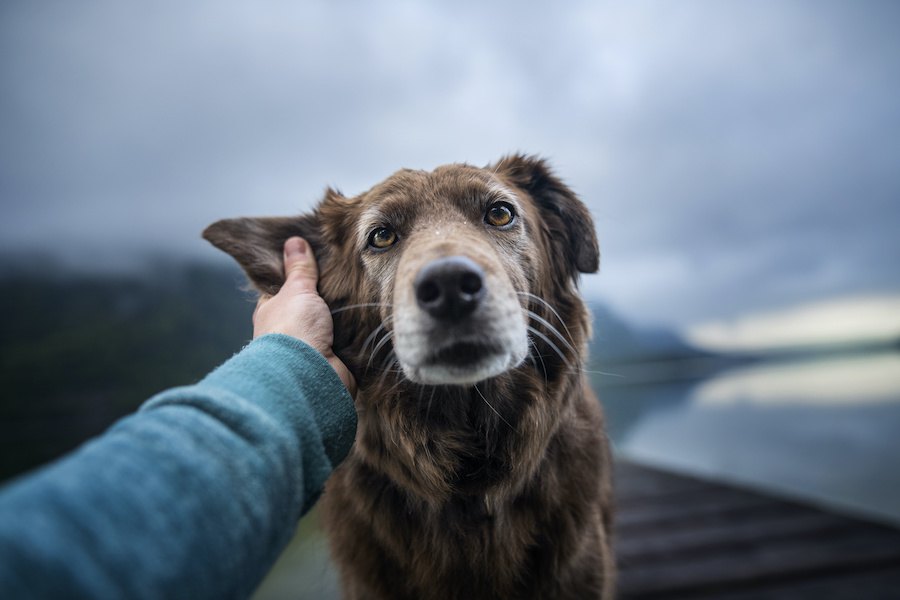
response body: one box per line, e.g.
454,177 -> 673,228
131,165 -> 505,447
414,256 -> 486,321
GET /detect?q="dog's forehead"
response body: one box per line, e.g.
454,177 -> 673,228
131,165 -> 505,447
358,164 -> 518,225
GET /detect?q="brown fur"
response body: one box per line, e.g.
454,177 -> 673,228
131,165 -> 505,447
204,155 -> 615,599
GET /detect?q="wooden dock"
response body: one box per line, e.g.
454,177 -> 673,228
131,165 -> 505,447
615,460 -> 900,599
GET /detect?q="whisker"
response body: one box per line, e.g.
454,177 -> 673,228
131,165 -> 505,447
425,385 -> 437,422
527,325 -> 572,369
361,324 -> 386,354
331,302 -> 393,315
387,376 -> 414,399
378,348 -> 398,372
473,384 -> 514,431
527,350 -> 624,379
361,316 -> 394,354
375,351 -> 400,391
367,331 -> 395,369
519,292 -> 620,380
516,291 -> 576,346
578,369 -> 625,378
529,338 -> 549,385
524,308 -> 578,356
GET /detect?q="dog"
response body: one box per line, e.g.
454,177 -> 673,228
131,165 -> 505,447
203,154 -> 615,599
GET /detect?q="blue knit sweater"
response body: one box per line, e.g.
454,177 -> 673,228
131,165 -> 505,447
0,334 -> 357,599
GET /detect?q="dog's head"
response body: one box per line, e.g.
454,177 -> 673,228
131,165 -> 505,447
204,154 -> 598,391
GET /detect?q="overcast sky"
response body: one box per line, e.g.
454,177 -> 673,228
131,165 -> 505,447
1,1 -> 898,329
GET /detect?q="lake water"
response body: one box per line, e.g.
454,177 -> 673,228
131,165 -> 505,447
253,351 -> 900,599
601,351 -> 900,526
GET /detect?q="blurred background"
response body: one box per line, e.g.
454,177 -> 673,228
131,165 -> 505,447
1,1 -> 899,597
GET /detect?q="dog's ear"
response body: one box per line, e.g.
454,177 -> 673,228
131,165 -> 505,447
492,154 -> 599,275
202,213 -> 321,296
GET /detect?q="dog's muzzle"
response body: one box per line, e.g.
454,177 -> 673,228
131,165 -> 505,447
393,254 -> 528,385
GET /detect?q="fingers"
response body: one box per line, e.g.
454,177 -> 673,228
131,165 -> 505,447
282,236 -> 318,294
252,294 -> 270,322
329,356 -> 358,398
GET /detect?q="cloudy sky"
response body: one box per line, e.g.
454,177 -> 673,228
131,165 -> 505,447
1,1 -> 898,332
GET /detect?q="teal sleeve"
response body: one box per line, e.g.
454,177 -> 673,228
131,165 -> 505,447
0,334 -> 357,600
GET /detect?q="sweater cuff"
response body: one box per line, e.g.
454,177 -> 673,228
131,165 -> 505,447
192,334 -> 356,466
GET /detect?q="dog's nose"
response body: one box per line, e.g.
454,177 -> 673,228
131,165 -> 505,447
414,256 -> 486,321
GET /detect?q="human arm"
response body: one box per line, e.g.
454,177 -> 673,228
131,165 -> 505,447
0,238 -> 356,600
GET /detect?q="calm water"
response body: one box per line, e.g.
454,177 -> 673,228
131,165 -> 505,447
602,351 -> 900,526
253,351 -> 900,599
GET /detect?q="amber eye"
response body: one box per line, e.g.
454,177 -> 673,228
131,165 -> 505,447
485,202 -> 515,228
368,227 -> 398,250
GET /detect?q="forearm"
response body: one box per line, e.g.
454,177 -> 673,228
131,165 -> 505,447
0,334 -> 356,599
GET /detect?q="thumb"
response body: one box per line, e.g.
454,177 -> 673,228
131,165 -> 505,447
282,236 -> 318,293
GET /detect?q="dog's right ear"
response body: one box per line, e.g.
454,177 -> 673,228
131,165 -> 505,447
491,154 -> 600,276
202,213 -> 321,296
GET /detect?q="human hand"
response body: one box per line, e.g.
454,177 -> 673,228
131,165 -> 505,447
253,237 -> 357,397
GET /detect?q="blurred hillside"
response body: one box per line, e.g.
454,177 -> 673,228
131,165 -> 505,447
0,263 -> 254,481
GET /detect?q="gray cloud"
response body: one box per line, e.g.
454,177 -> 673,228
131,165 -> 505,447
1,0 -> 898,327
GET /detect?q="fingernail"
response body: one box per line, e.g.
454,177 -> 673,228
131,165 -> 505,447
285,237 -> 307,257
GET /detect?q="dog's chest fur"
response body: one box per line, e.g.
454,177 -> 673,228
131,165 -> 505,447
322,350 -> 613,600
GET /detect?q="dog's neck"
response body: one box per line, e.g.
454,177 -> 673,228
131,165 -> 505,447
351,343 -> 583,508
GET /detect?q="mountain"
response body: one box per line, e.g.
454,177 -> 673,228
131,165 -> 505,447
589,303 -> 705,363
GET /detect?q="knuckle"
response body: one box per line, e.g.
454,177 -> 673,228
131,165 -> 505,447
287,265 -> 316,279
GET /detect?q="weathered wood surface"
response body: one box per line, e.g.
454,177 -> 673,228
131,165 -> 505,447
614,460 -> 900,599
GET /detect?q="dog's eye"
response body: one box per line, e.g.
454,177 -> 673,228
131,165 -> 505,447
485,202 -> 515,228
368,227 -> 398,250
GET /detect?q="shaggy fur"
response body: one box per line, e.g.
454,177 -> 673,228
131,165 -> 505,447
204,155 -> 615,599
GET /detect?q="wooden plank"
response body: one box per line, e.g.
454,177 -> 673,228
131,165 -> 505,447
682,565 -> 900,600
616,489 -> 779,532
614,460 -> 900,599
615,464 -> 693,488
619,523 -> 900,597
616,478 -> 722,506
617,510 -> 856,566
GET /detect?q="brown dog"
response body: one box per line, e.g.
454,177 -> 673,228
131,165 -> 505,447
204,155 -> 615,599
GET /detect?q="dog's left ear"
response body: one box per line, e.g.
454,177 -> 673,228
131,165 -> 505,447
491,154 -> 599,274
202,213 -> 321,296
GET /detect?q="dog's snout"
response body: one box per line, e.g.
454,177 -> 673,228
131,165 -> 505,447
414,256 -> 486,321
